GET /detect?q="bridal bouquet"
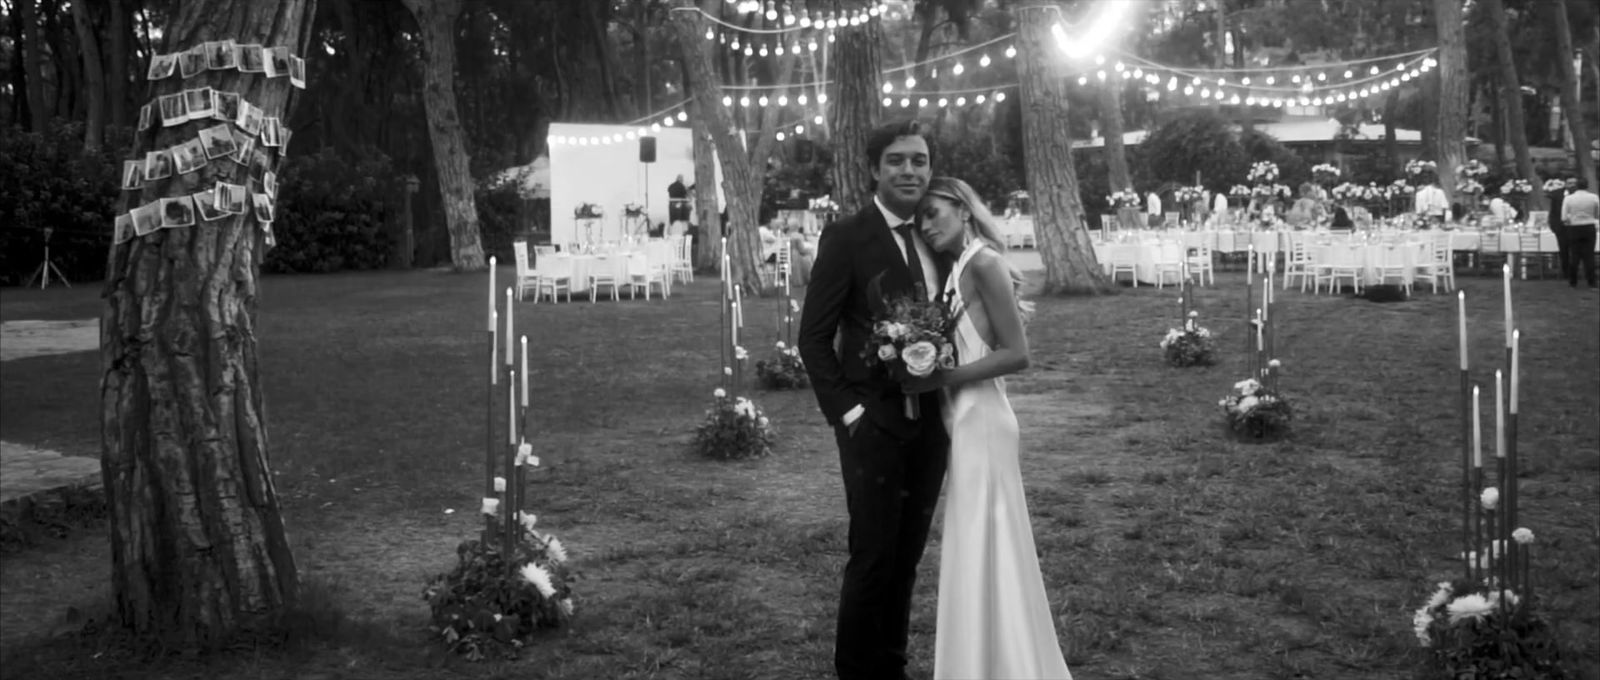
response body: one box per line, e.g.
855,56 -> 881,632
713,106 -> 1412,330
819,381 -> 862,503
423,515 -> 575,660
863,276 -> 961,419
755,340 -> 809,390
1160,311 -> 1215,368
1218,375 -> 1292,438
692,388 -> 773,460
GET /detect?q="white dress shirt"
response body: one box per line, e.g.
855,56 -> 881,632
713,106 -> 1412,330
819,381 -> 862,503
1414,185 -> 1449,217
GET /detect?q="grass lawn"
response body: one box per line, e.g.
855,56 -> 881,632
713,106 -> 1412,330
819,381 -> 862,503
1,258 -> 1596,680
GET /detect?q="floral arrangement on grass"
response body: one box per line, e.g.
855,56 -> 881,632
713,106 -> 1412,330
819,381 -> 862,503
574,202 -> 603,219
1108,189 -> 1142,209
1160,311 -> 1215,367
1499,179 -> 1532,196
1311,163 -> 1341,185
1406,159 -> 1438,177
1218,372 -> 1292,438
1542,178 -> 1565,192
755,340 -> 809,390
1457,159 -> 1489,179
692,388 -> 774,460
423,510 -> 575,661
1247,161 -> 1280,184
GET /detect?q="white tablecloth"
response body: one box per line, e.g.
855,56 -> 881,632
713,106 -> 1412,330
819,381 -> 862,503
1094,240 -> 1184,285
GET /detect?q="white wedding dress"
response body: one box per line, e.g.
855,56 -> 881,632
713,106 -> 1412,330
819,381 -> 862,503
934,241 -> 1072,680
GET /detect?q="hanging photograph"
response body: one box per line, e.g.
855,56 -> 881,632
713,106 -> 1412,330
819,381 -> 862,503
216,182 -> 249,215
251,193 -> 276,223
161,197 -> 197,229
249,148 -> 272,179
213,91 -> 241,123
173,138 -> 209,175
146,53 -> 176,81
262,222 -> 276,248
199,124 -> 239,160
263,171 -> 278,199
178,45 -> 207,79
289,56 -> 306,89
113,213 -> 133,244
137,103 -> 152,131
144,149 -> 174,181
237,102 -> 264,136
261,117 -> 282,147
192,189 -> 227,221
132,202 -> 163,236
206,40 -> 239,70
121,160 -> 144,190
237,43 -> 266,73
279,128 -> 293,156
230,129 -> 256,165
185,87 -> 216,120
157,93 -> 189,127
267,47 -> 292,78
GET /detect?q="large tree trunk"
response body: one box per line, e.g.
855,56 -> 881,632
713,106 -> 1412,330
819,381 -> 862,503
1384,87 -> 1401,176
18,0 -> 51,131
683,56 -> 721,271
1433,0 -> 1469,208
824,16 -> 881,216
1552,0 -> 1597,189
1482,0 -> 1543,210
1014,3 -> 1108,295
670,0 -> 763,292
1490,83 -> 1507,170
70,0 -> 106,151
400,0 -> 486,271
101,0 -> 311,650
106,0 -> 130,129
1098,82 -> 1131,192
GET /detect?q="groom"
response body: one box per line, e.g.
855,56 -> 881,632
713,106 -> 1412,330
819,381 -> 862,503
798,119 -> 949,680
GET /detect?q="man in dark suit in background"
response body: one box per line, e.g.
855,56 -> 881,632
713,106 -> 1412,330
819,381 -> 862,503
1548,178 -> 1570,281
798,119 -> 948,680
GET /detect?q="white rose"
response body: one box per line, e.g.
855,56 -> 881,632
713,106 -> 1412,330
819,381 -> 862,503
901,341 -> 939,377
1512,527 -> 1534,544
1480,487 -> 1499,510
1238,396 -> 1259,412
775,341 -> 786,350
877,344 -> 897,361
713,388 -> 726,399
758,416 -> 770,428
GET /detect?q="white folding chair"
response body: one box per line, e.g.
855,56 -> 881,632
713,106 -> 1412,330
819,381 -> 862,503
625,253 -> 668,300
512,242 -> 538,301
588,255 -> 622,302
670,234 -> 694,285
1185,244 -> 1215,286
533,255 -> 572,303
1282,235 -> 1314,292
1371,243 -> 1413,295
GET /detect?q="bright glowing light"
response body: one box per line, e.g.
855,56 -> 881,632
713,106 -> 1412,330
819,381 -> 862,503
794,124 -> 804,134
883,82 -> 893,93
1005,46 -> 1016,58
976,94 -> 986,104
955,97 -> 966,106
758,96 -> 769,106
980,54 -> 991,67
918,98 -> 928,107
953,62 -> 964,76
797,94 -> 808,105
776,131 -> 785,141
900,98 -> 910,108
817,93 -> 827,103
677,111 -> 687,121
777,95 -> 787,106
812,115 -> 822,124
739,96 -> 750,107
994,91 -> 1006,102
1078,76 -> 1088,86
722,96 -> 733,107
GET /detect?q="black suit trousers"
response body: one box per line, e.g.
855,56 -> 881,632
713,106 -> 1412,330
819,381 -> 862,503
833,401 -> 948,680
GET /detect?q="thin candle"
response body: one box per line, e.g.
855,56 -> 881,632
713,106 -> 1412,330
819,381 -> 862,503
520,336 -> 529,407
1510,330 -> 1520,414
488,256 -> 497,331
1495,370 -> 1504,459
1457,291 -> 1468,371
1502,263 -> 1513,348
1472,385 -> 1482,468
508,370 -> 517,445
504,288 -> 514,365
490,310 -> 498,385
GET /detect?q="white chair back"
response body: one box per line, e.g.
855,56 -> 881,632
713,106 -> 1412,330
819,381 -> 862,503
514,241 -> 533,278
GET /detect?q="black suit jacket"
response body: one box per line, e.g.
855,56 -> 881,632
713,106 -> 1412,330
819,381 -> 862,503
798,204 -> 944,440
1549,190 -> 1566,231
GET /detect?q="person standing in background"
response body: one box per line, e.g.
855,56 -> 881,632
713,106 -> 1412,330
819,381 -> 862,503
1549,177 -> 1572,281
1559,177 -> 1598,289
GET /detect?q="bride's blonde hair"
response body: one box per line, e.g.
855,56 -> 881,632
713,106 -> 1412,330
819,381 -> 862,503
922,177 -> 1035,323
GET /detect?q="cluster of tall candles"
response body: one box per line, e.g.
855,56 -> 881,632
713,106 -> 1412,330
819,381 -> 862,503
484,257 -> 537,575
721,237 -> 745,394
1456,264 -> 1532,614
1243,245 -> 1281,391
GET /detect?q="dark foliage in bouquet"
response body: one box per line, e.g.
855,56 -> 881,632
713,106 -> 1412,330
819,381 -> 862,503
1218,376 -> 1292,438
692,390 -> 774,461
755,341 -> 809,390
1161,312 -> 1216,368
1412,578 -> 1566,679
422,517 -> 574,661
574,202 -> 603,218
861,275 -> 961,377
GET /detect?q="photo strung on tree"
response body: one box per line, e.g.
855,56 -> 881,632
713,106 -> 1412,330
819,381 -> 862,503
267,47 -> 292,79
238,43 -> 266,73
160,196 -> 197,229
112,213 -> 133,244
216,182 -> 249,216
137,103 -> 151,131
251,193 -> 276,224
206,39 -> 239,71
261,117 -> 282,147
143,41 -> 305,88
173,138 -> 209,175
122,160 -> 144,191
238,101 -> 264,136
263,171 -> 277,199
144,149 -> 173,181
248,148 -> 272,181
230,128 -> 257,165
157,92 -> 187,127
199,124 -> 239,160
131,202 -> 162,236
184,87 -> 216,120
288,56 -> 306,89
146,53 -> 176,81
279,127 -> 293,155
214,91 -> 241,124
192,189 -> 227,222
178,45 -> 206,79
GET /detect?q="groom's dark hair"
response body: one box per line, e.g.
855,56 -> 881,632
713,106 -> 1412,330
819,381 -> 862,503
865,119 -> 935,169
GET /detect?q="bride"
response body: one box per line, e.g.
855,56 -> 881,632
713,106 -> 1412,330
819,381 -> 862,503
904,177 -> 1073,679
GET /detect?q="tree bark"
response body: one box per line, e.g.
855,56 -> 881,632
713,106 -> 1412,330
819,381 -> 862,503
106,0 -> 130,129
1433,0 -> 1469,208
1014,3 -> 1108,295
400,0 -> 487,270
1552,0 -> 1597,189
70,0 -> 106,151
824,16 -> 882,216
1383,86 -> 1401,176
1490,83 -> 1507,170
18,0 -> 51,130
101,0 -> 312,650
1481,0 -> 1543,210
1098,82 -> 1131,192
670,0 -> 763,292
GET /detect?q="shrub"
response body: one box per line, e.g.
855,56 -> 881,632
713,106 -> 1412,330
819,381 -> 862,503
263,148 -> 393,274
0,122 -> 126,285
1140,110 -> 1250,192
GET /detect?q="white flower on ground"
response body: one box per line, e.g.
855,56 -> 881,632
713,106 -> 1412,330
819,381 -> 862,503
758,416 -> 770,428
877,344 -> 897,361
1188,310 -> 1199,318
735,346 -> 749,360
1412,608 -> 1434,647
1480,487 -> 1499,509
1426,581 -> 1453,611
713,387 -> 727,399
520,562 -> 556,599
775,341 -> 786,350
901,341 -> 938,377
1234,378 -> 1261,395
1268,359 -> 1281,368
558,598 -> 575,617
494,476 -> 506,493
1513,527 -> 1534,544
1238,396 -> 1259,412
544,536 -> 568,564
1446,594 -> 1494,624
724,366 -> 733,376
481,498 -> 499,516
519,511 -> 537,534
734,397 -> 756,419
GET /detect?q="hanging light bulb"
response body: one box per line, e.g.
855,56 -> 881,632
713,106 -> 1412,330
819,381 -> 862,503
1265,76 -> 1275,85
900,97 -> 910,107
758,95 -> 769,106
732,39 -> 740,50
776,131 -> 785,141
882,97 -> 892,107
953,62 -> 964,75
955,96 -> 966,106
797,94 -> 808,105
995,91 -> 1006,102
1167,77 -> 1177,90
883,82 -> 893,93
794,124 -> 804,134
1097,70 -> 1107,81
722,95 -> 733,107
662,117 -> 674,127
1245,96 -> 1257,106
976,94 -> 986,103
706,28 -> 715,40
1094,54 -> 1106,65
777,95 -> 788,106
817,93 -> 827,103
784,12 -> 795,25
1133,68 -> 1143,78
813,114 -> 823,124
980,54 -> 991,67
1005,45 -> 1016,58
1344,69 -> 1353,78
905,76 -> 916,89
1200,87 -> 1210,97
809,40 -> 819,51
651,123 -> 662,131
1291,74 -> 1301,83
759,44 -> 769,57
827,33 -> 835,43
776,44 -> 785,55
1184,85 -> 1195,95
931,67 -> 938,79
1078,76 -> 1088,86
739,96 -> 750,107
1242,76 -> 1251,85
1114,61 -> 1124,71
918,97 -> 928,107
744,45 -> 753,56
1370,65 -> 1380,75
677,111 -> 687,121
1317,72 -> 1326,81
